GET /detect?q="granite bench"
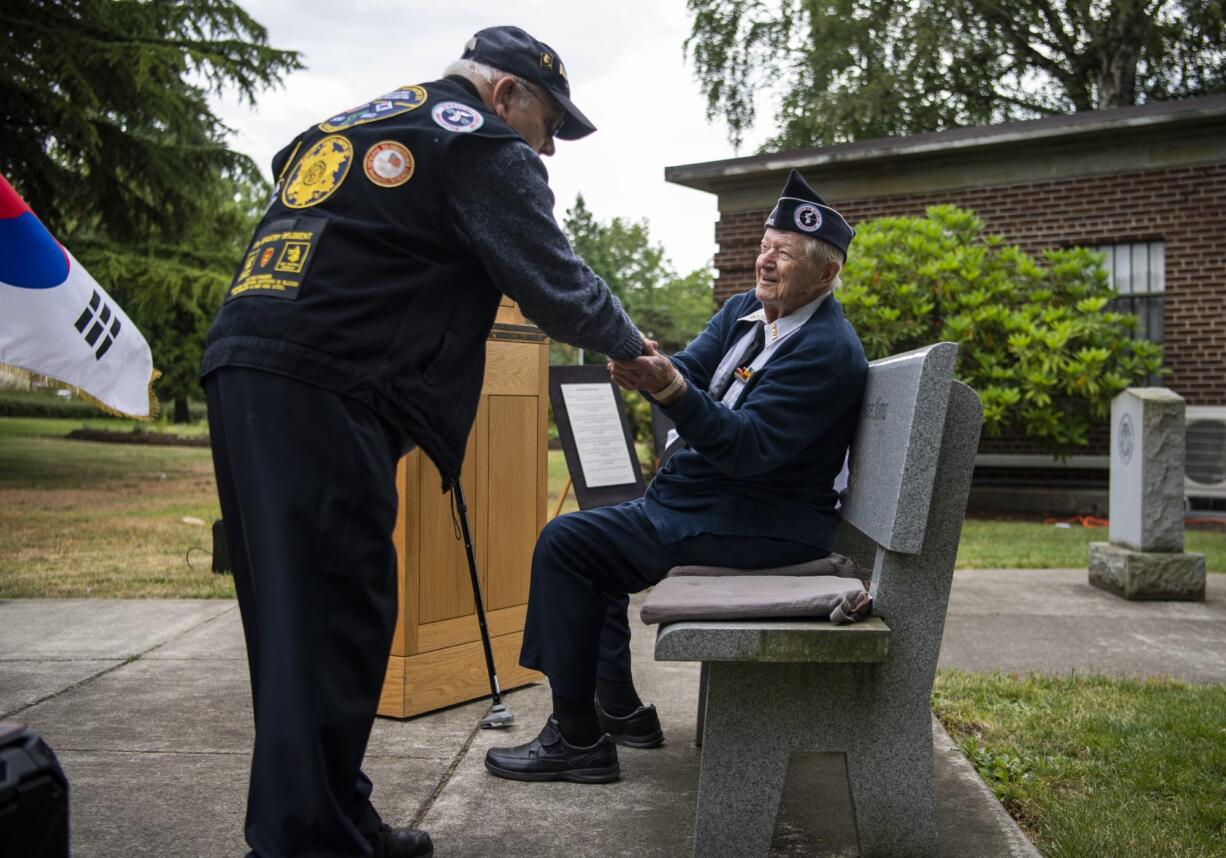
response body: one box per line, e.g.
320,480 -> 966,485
644,342 -> 984,858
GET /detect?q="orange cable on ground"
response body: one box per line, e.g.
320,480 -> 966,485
1042,514 -> 1224,528
1042,515 -> 1109,528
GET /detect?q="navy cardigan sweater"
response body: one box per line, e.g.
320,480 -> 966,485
645,289 -> 868,551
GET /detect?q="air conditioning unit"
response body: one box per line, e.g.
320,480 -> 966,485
1185,406 -> 1226,501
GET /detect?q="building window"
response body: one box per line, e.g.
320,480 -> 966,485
1093,241 -> 1164,345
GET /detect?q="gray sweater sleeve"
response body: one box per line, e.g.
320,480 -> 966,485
444,137 -> 643,362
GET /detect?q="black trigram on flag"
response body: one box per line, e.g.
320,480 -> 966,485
74,290 -> 122,360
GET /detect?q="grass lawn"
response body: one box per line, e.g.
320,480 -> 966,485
0,417 -> 230,598
934,670 -> 1226,857
6,418 -> 1226,854
546,445 -> 580,518
2,423 -> 1222,598
957,517 -> 1226,573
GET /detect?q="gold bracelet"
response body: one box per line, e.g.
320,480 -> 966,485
649,371 -> 685,403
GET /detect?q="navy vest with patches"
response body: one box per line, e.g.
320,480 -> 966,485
202,78 -> 522,480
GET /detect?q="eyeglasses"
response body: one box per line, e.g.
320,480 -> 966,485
519,81 -> 566,139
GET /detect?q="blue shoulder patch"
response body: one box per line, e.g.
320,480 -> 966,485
318,85 -> 428,132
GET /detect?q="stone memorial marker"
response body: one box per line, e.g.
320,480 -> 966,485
1089,388 -> 1205,600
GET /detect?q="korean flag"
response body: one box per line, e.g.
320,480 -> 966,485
0,173 -> 158,418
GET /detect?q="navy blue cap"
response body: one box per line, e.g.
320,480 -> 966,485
462,26 -> 596,141
765,170 -> 854,259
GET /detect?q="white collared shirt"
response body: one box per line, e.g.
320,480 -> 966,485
717,291 -> 829,408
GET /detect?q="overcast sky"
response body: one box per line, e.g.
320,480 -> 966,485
210,1 -> 773,276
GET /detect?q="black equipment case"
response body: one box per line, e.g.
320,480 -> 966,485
0,722 -> 69,857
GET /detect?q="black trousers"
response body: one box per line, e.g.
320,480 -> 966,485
520,499 -> 821,702
205,368 -> 401,858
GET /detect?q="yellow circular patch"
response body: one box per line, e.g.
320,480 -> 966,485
363,141 -> 414,188
281,135 -> 354,209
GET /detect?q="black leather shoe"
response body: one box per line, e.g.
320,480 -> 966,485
484,717 -> 620,783
595,699 -> 665,749
367,823 -> 433,858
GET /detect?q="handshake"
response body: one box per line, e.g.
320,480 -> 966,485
606,332 -> 687,406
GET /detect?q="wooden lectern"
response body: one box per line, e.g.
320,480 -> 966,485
378,298 -> 547,718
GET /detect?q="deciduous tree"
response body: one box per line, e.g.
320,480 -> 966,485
560,196 -> 715,448
562,195 -> 714,358
686,0 -> 1226,150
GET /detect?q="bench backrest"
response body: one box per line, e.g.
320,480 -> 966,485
836,344 -> 983,689
841,342 -> 959,555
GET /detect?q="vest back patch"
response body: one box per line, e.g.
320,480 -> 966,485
281,136 -> 353,209
228,216 -> 328,302
363,141 -> 415,187
318,85 -> 428,132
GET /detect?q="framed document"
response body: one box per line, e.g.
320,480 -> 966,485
549,365 -> 646,509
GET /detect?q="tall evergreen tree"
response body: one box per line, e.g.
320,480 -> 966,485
686,0 -> 1226,150
73,176 -> 266,422
1,0 -> 300,420
1,0 -> 300,240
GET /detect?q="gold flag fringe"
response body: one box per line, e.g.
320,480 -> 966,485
0,361 -> 162,421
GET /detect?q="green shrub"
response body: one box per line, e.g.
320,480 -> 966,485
0,390 -> 106,419
620,388 -> 653,449
839,206 -> 1162,454
0,389 -> 206,421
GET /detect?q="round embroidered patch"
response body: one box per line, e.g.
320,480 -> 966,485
793,203 -> 822,233
431,101 -> 484,133
363,141 -> 415,188
281,135 -> 354,209
318,86 -> 427,132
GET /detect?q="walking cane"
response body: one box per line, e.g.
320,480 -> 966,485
449,477 -> 515,729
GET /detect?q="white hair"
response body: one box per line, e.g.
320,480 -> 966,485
442,59 -> 537,109
802,235 -> 844,291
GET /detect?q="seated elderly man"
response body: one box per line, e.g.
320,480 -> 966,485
485,170 -> 868,783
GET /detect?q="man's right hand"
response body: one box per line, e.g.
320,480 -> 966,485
608,353 -> 684,401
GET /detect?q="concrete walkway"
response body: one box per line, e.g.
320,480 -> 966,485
2,568 -> 1223,857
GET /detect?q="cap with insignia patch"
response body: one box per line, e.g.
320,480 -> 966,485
461,25 -> 595,140
764,170 -> 855,260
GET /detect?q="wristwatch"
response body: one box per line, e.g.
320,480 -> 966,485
649,371 -> 685,404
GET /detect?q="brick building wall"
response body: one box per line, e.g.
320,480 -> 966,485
713,163 -> 1226,407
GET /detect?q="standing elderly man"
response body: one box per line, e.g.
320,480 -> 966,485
485,170 -> 868,784
201,26 -> 649,858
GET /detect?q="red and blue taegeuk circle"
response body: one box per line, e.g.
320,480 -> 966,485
0,174 -> 69,290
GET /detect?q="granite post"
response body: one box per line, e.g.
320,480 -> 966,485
1089,388 -> 1205,600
